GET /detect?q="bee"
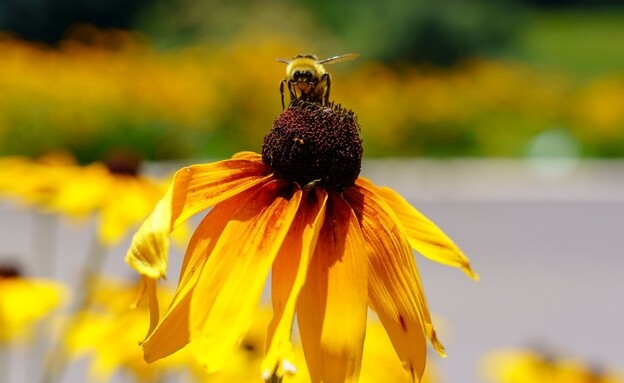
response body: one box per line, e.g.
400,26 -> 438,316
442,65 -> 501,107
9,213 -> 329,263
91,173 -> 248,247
276,53 -> 359,109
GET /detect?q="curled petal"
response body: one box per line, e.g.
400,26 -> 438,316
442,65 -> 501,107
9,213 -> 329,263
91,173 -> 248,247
125,156 -> 272,280
357,177 -> 478,280
297,193 -> 368,383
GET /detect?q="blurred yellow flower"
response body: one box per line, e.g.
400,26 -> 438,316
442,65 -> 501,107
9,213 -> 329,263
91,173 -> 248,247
480,348 -> 624,383
198,313 -> 442,383
63,277 -> 191,382
0,152 -> 78,209
0,152 -> 179,247
0,265 -> 68,343
50,153 -> 173,246
126,101 -> 476,382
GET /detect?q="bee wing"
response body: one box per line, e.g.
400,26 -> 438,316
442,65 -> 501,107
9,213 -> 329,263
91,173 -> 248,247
318,53 -> 360,65
275,58 -> 292,64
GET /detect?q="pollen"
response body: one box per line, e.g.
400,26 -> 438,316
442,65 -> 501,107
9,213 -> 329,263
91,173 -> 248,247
262,100 -> 363,192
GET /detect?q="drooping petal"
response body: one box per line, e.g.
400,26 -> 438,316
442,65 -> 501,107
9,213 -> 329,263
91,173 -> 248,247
189,179 -> 302,372
141,185 -> 263,362
296,192 -> 368,383
262,188 -> 328,378
356,177 -> 478,280
170,158 -> 272,229
125,185 -> 174,280
125,156 -> 272,279
345,185 -> 430,381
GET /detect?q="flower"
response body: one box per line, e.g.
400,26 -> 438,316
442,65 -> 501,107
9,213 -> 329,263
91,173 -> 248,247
62,277 -> 191,382
479,348 -> 624,383
126,100 -> 476,382
0,151 -> 178,247
0,264 -> 68,343
50,151 -> 175,246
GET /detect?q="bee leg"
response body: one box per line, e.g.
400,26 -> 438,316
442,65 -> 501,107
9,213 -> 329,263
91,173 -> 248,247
280,80 -> 286,110
320,73 -> 331,106
287,81 -> 297,104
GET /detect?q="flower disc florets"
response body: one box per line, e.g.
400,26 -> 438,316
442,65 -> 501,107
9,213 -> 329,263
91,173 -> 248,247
0,264 -> 20,278
262,100 -> 363,192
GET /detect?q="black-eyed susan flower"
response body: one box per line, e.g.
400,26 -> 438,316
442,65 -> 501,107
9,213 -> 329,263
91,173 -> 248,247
0,264 -> 68,343
126,100 -> 477,383
480,348 -> 624,383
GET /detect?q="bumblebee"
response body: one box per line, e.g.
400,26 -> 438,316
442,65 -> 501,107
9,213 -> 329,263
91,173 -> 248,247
277,53 -> 359,109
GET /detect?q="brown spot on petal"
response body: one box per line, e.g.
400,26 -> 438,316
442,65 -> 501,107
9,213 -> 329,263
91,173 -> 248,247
399,314 -> 407,332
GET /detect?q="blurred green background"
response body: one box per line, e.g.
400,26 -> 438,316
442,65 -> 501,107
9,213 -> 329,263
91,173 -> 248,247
1,0 -> 623,163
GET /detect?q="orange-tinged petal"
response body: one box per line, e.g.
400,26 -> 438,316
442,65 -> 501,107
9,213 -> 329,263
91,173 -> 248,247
142,185 -> 262,361
189,179 -> 302,372
345,185 -> 430,381
170,158 -> 272,229
357,177 -> 478,280
142,289 -> 193,363
296,193 -> 368,383
263,188 -> 328,378
125,157 -> 272,279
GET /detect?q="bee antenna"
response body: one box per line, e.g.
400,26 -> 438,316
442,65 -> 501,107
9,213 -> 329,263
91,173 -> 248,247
275,58 -> 291,64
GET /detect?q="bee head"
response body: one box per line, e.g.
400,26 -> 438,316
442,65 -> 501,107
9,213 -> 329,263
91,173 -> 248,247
293,69 -> 315,83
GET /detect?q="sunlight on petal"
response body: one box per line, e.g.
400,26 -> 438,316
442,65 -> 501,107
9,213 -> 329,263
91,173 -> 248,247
189,179 -> 302,372
142,184 -> 263,361
297,193 -> 368,383
263,188 -> 328,378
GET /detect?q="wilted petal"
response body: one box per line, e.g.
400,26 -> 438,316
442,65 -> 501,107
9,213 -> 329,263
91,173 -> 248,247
125,185 -> 174,280
262,188 -> 328,378
189,180 -> 302,372
356,177 -> 478,280
297,193 -> 368,383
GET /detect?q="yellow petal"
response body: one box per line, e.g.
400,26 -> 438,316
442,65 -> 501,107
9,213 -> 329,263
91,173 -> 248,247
357,177 -> 478,280
170,158 -> 272,229
142,185 -> 262,361
262,188 -> 328,378
189,179 -> 302,372
231,151 -> 263,160
296,192 -> 369,383
125,157 -> 272,279
345,185 -> 430,380
0,277 -> 68,342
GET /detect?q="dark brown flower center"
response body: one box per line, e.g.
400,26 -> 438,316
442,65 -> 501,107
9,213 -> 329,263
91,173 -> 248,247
262,100 -> 363,192
103,150 -> 142,176
0,264 -> 21,279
